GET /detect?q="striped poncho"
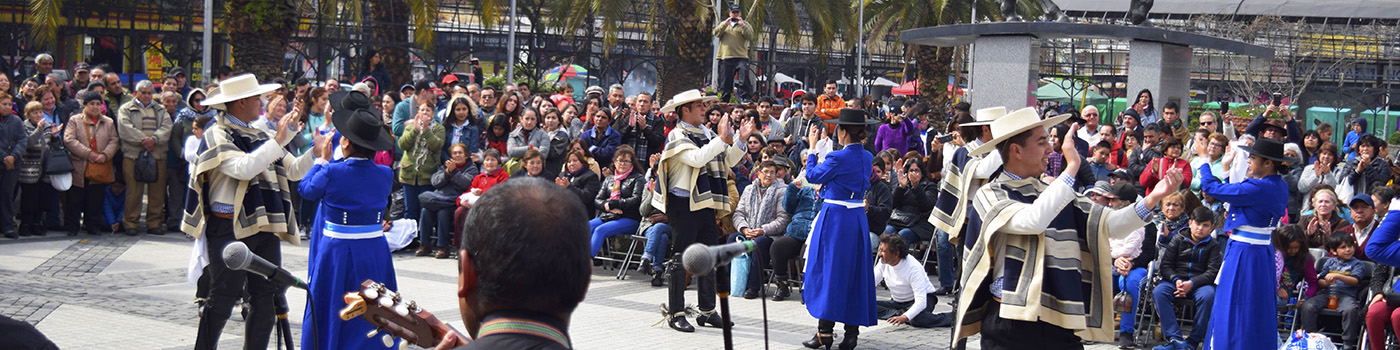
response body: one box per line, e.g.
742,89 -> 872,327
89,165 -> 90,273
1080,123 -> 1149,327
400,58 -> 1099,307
953,173 -> 1149,343
181,112 -> 310,244
652,123 -> 745,216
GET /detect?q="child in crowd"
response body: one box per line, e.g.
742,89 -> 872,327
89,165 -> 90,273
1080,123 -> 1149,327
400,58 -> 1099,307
1300,232 -> 1370,347
1088,141 -> 1116,181
1151,207 -> 1223,350
1275,225 -> 1318,306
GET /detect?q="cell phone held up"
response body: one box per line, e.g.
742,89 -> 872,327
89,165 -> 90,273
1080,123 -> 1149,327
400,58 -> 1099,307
1272,93 -> 1283,107
936,134 -> 955,143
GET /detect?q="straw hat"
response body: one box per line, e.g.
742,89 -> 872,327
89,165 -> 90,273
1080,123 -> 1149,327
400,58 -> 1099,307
201,74 -> 281,108
968,107 -> 1071,156
660,89 -> 718,113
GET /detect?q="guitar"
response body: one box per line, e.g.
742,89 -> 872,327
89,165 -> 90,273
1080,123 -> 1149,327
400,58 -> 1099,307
339,279 -> 470,348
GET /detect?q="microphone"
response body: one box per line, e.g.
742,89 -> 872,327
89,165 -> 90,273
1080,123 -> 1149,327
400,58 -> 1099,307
682,241 -> 756,276
222,241 -> 308,290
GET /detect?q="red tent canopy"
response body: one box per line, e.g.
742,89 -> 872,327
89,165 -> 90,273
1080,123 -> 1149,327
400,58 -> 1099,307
892,81 -> 919,95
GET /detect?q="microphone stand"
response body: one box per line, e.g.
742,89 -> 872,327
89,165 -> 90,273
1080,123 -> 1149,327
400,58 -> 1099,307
273,284 -> 295,350
717,269 -> 734,350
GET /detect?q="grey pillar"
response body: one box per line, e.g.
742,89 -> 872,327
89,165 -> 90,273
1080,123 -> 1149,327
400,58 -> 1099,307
1127,40 -> 1192,124
970,35 -> 1039,110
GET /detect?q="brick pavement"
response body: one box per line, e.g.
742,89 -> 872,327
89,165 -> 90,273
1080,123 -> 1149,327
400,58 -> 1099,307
0,233 -> 1123,349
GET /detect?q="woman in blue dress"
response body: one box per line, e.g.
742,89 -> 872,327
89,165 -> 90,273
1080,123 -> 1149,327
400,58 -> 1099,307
1197,137 -> 1294,350
299,97 -> 399,350
801,109 -> 880,350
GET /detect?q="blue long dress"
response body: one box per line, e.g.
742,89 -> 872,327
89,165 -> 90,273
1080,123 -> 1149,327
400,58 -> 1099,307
1198,164 -> 1287,350
803,143 -> 877,326
299,158 -> 399,350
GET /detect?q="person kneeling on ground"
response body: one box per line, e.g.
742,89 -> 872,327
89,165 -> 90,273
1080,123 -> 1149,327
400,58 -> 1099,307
1152,206 -> 1223,350
874,234 -> 951,328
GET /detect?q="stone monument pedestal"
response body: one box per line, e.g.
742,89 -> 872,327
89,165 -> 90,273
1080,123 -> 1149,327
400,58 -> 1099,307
970,36 -> 1041,112
1127,41 -> 1193,122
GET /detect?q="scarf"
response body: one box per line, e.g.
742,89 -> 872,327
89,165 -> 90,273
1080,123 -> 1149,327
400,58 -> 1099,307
654,123 -> 733,215
181,110 -> 300,244
610,168 -> 632,200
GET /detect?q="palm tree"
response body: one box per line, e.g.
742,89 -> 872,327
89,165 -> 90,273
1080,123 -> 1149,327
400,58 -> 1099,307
26,0 -> 61,50
226,0 -> 297,80
863,0 -> 1044,106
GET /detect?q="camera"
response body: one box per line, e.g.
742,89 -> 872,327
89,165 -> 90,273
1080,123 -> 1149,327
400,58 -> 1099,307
936,134 -> 955,143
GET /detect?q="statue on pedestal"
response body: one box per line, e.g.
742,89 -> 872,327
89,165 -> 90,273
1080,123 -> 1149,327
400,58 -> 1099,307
1127,0 -> 1155,25
1001,0 -> 1069,22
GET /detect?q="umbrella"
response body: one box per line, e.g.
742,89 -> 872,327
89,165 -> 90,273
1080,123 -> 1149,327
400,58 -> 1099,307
1033,79 -> 1108,105
892,81 -> 918,96
543,64 -> 588,82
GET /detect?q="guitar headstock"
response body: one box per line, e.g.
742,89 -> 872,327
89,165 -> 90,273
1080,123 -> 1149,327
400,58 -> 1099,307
340,279 -> 458,348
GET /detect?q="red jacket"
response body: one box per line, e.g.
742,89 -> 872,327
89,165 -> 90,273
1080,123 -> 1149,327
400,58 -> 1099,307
1140,157 -> 1192,196
471,168 -> 510,193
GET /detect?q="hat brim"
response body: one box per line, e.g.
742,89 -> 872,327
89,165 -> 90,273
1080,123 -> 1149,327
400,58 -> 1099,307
962,120 -> 995,126
1237,144 -> 1301,164
330,109 -> 395,152
968,114 -> 1072,156
328,91 -> 382,116
660,95 -> 718,113
201,83 -> 281,108
830,117 -> 882,126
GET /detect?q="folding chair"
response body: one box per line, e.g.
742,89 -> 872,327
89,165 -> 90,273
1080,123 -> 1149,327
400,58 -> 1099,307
1291,260 -> 1373,350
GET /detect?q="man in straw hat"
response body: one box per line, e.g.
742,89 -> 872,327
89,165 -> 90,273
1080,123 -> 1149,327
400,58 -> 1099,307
1196,137 -> 1292,350
929,106 -> 1002,296
652,89 -> 753,332
952,107 -> 1183,349
183,73 -> 316,350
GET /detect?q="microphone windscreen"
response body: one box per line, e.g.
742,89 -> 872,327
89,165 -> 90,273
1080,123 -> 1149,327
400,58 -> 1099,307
681,243 -> 714,276
222,241 -> 252,271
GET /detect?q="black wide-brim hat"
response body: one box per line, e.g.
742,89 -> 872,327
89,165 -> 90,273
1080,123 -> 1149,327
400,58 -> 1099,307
329,90 -> 381,116
330,107 -> 395,152
1238,137 -> 1299,164
830,108 -> 880,125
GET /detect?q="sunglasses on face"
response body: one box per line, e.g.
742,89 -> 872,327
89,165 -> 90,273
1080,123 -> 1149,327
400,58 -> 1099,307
1201,121 -> 1215,125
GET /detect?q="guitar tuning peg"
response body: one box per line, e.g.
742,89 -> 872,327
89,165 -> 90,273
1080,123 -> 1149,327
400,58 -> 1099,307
394,303 -> 410,317
366,328 -> 378,339
381,334 -> 394,347
364,288 -> 379,300
407,301 -> 420,313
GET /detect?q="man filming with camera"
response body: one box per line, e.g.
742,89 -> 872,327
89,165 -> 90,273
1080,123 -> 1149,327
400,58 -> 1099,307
713,3 -> 754,103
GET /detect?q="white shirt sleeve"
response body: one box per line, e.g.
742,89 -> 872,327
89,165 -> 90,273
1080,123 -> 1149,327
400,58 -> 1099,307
898,255 -> 936,320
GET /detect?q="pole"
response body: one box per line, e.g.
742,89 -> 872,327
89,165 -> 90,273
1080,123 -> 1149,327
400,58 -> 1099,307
202,0 -> 212,84
857,0 -> 864,97
967,3 -> 976,100
507,0 -> 517,86
711,0 -> 721,91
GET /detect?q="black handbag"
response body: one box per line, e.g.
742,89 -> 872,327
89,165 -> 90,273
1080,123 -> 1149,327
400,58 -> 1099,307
43,141 -> 73,175
134,150 -> 158,183
888,211 -> 916,228
1383,274 -> 1400,308
418,190 -> 459,211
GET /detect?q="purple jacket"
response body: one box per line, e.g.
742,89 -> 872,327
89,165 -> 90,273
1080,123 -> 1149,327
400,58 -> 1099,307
874,118 -> 917,154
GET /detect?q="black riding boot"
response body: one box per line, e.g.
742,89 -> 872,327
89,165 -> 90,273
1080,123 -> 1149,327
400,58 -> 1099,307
665,253 -> 694,332
839,324 -> 860,350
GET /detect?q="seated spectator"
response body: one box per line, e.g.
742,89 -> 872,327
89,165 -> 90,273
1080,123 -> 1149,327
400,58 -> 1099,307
1374,186 -> 1395,222
1300,232 -> 1370,346
511,149 -> 548,179
885,159 -> 936,247
1151,207 -> 1222,350
1088,141 -> 1116,181
563,139 -> 602,177
1300,187 -> 1348,249
873,234 -> 949,328
773,178 -> 821,301
1141,135 -> 1192,197
1154,190 -> 1198,249
482,113 -> 510,156
865,157 -> 894,252
453,149 -> 510,234
555,150 -> 601,218
1106,182 -> 1155,348
587,145 -> 644,256
1342,194 -> 1379,261
724,159 -> 791,299
637,173 -> 671,286
1366,255 -> 1397,350
416,143 -> 478,259
579,108 -> 620,168
506,108 -> 549,173
1343,134 -> 1390,199
1275,225 -> 1319,306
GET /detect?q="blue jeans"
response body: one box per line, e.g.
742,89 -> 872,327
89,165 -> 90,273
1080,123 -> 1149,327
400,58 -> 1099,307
589,218 -> 640,256
884,225 -> 921,248
1152,282 -> 1216,343
642,223 -> 672,272
1114,267 -> 1148,333
401,185 -> 433,228
934,229 -> 957,288
419,207 -> 453,247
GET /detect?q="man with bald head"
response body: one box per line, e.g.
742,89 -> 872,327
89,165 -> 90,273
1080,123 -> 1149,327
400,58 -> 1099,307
1077,105 -> 1101,145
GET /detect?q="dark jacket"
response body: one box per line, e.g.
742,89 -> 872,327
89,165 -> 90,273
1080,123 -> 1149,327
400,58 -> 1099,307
431,162 -> 480,195
890,178 -> 938,241
579,126 -> 621,167
561,168 -> 601,218
595,171 -> 645,222
1244,114 -> 1302,145
1132,222 -> 1158,270
865,178 -> 894,234
614,112 -> 665,171
1159,233 -> 1224,288
0,113 -> 27,163
1127,145 -> 1161,190
440,119 -> 481,164
1344,156 -> 1391,198
1371,263 -> 1393,298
